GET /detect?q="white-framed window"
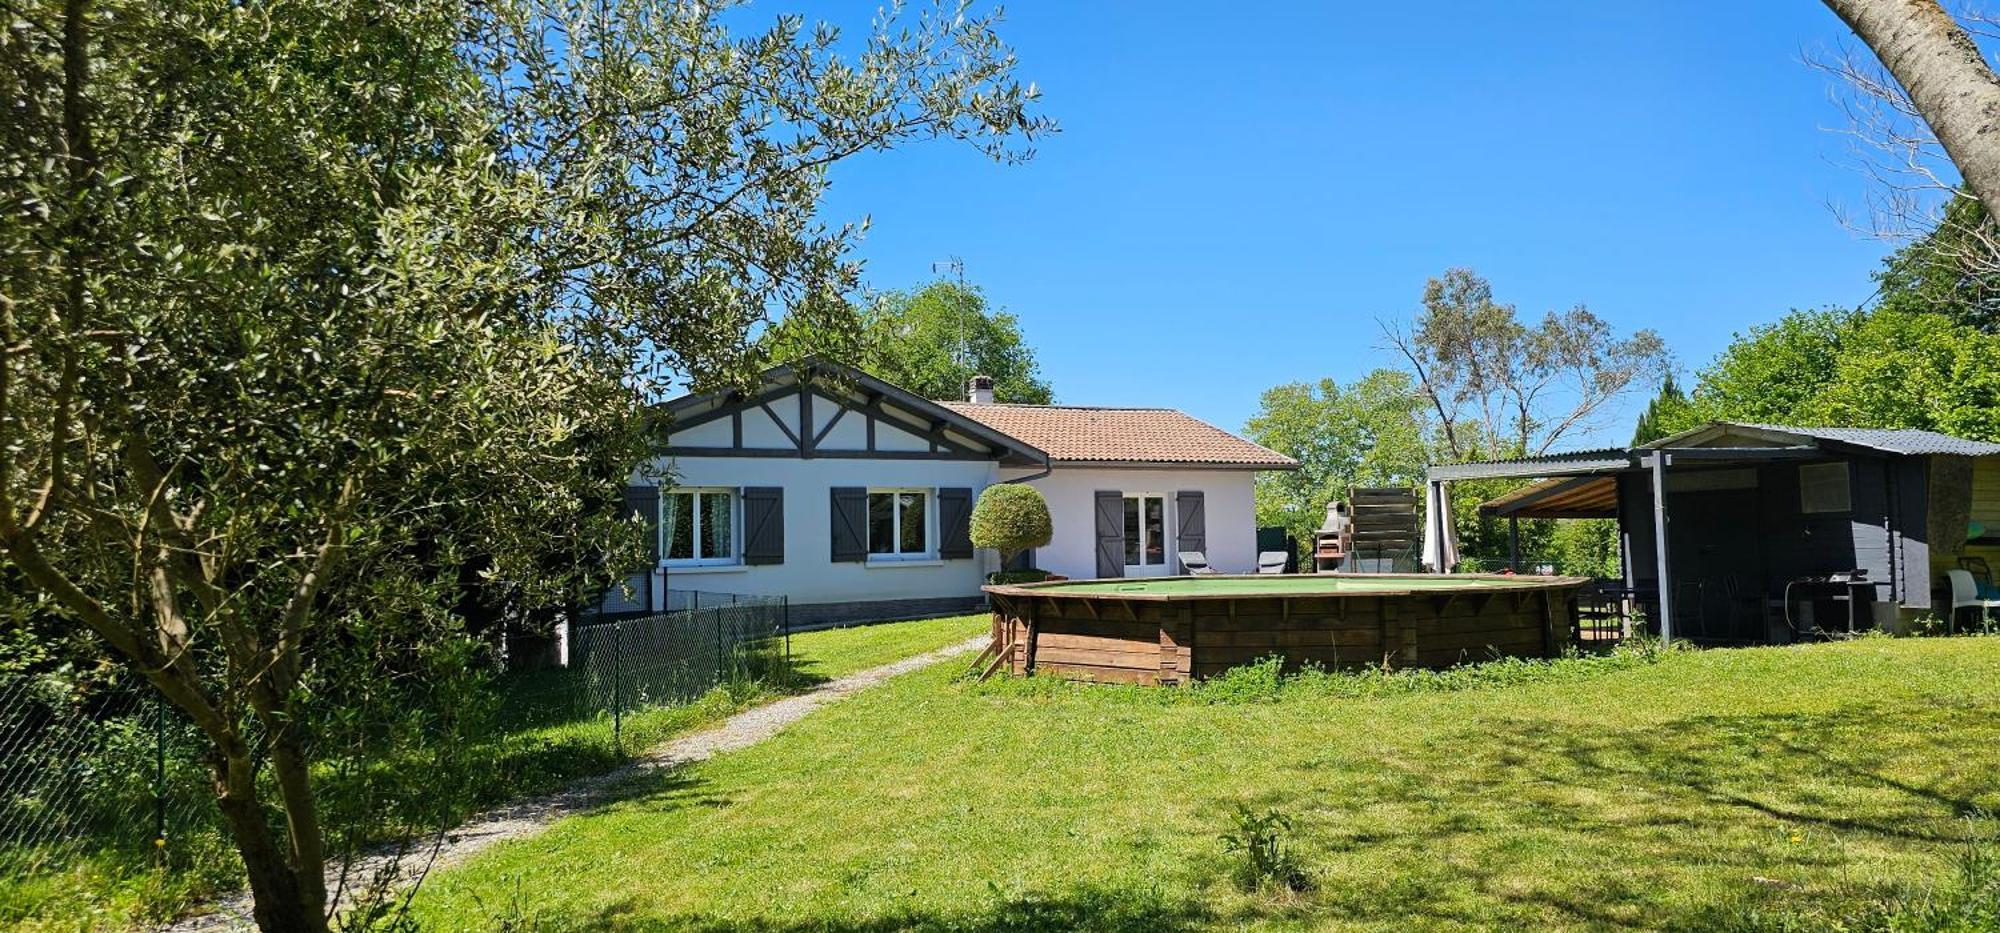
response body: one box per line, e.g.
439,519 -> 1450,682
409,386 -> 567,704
867,488 -> 931,559
1799,462 -> 1852,515
1123,493 -> 1167,567
662,487 -> 737,566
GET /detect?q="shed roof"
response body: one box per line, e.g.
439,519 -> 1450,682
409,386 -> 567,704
937,402 -> 1298,469
1700,423 -> 2000,457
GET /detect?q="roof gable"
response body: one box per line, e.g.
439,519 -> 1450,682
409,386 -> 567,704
659,360 -> 1047,464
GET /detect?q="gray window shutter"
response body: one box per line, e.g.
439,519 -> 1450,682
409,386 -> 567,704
938,487 -> 974,560
830,486 -> 867,562
1094,490 -> 1124,579
741,487 -> 784,565
624,485 -> 660,564
1175,491 -> 1205,573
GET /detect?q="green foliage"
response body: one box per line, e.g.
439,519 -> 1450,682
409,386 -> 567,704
1876,194 -> 2000,334
1221,805 -> 1312,894
0,0 -> 1047,925
986,570 -> 1053,586
1548,519 -> 1621,578
1690,307 -> 2000,441
1245,369 -> 1431,546
969,484 -> 1054,567
766,280 -> 1054,402
1388,267 -> 1670,460
1632,373 -> 1694,444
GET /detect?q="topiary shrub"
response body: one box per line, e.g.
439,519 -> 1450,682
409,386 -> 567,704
970,484 -> 1053,573
986,569 -> 1052,586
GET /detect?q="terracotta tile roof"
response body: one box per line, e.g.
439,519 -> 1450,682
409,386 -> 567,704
937,403 -> 1298,469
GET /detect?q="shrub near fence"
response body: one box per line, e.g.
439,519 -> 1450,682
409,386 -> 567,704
0,590 -> 790,921
0,672 -> 221,874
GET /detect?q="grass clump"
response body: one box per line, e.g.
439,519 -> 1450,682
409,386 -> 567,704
1221,805 -> 1312,895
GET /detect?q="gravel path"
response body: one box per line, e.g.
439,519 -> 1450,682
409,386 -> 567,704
167,634 -> 987,931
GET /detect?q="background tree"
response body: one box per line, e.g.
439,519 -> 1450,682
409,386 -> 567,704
1244,370 -> 1431,547
1382,268 -> 1669,461
1686,307 -> 2000,441
1631,374 -> 1694,444
968,484 -> 1053,575
1874,193 -> 2000,331
766,279 -> 1054,402
0,0 -> 1047,928
1812,3 -> 2000,333
1821,0 -> 2000,222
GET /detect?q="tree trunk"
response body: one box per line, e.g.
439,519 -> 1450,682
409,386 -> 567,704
1824,0 -> 2000,214
211,744 -> 330,933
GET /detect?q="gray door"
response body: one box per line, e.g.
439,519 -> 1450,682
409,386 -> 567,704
1094,490 -> 1124,578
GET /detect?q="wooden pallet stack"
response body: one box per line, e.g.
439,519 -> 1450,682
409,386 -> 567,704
1345,487 -> 1419,573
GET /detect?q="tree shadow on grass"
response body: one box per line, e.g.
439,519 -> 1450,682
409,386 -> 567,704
491,885 -> 1216,933
1205,699 -> 2000,929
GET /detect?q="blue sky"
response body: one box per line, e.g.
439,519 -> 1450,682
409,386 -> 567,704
810,2 -> 1898,446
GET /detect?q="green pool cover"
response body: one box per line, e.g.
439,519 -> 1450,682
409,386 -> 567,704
1023,575 -> 1561,597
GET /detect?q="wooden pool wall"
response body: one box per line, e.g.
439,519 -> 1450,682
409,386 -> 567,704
983,575 -> 1588,685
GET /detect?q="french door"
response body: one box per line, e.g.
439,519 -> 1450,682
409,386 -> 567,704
1123,494 -> 1169,577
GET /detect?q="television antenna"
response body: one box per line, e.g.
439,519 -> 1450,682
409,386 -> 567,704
931,256 -> 971,369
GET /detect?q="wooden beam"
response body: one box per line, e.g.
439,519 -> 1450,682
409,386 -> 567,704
664,447 -> 997,462
757,401 -> 802,450
811,405 -> 848,448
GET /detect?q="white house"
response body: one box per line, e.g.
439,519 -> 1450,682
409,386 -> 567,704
602,360 -> 1296,625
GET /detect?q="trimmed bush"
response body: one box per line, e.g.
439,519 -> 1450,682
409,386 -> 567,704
986,569 -> 1052,586
970,484 -> 1053,569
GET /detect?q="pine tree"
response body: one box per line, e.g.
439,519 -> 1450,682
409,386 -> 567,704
1632,374 -> 1691,445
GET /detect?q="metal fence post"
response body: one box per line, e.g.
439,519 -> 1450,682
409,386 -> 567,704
613,619 -> 625,751
153,692 -> 166,854
782,597 -> 792,682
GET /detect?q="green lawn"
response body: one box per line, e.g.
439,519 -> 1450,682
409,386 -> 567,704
0,615 -> 988,932
783,613 -> 987,683
410,636 -> 2000,930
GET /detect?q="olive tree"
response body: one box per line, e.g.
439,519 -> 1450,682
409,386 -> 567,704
0,0 -> 1046,929
970,484 -> 1054,574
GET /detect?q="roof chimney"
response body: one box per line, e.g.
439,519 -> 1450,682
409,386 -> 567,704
967,374 -> 995,405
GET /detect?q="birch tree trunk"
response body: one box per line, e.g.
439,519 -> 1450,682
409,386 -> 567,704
1824,0 -> 2000,213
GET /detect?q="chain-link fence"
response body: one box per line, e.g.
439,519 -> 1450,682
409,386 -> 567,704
0,589 -> 790,899
497,592 -> 791,747
0,669 -> 220,878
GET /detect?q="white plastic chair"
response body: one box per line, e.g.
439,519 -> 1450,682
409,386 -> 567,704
1948,569 -> 2000,633
1256,551 -> 1287,574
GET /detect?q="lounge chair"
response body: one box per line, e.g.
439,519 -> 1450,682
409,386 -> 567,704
1178,551 -> 1217,575
1257,551 -> 1287,574
1948,569 -> 2000,633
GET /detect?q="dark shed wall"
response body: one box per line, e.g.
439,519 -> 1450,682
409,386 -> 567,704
1619,473 -> 1657,589
1752,458 -> 1882,598
1618,455 -> 1930,613
1891,457 -> 1931,609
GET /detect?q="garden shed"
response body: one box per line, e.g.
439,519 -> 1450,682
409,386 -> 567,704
1425,422 -> 2000,643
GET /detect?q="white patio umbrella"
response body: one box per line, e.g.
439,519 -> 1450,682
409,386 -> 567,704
1421,481 -> 1460,573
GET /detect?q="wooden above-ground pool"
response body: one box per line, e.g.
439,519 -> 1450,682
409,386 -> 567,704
981,573 -> 1591,685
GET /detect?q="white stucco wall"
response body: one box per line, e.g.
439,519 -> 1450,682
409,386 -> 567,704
1001,466 -> 1262,577
631,454 -> 1001,609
